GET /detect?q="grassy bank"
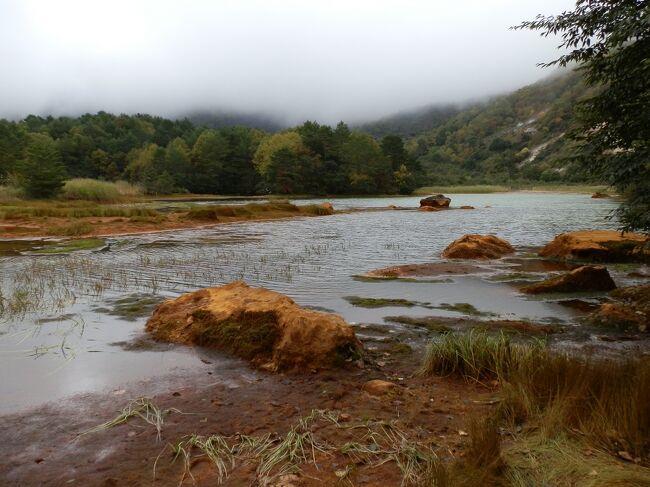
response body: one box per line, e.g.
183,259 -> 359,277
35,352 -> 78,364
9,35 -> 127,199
414,183 -> 613,195
0,199 -> 334,238
420,330 -> 650,485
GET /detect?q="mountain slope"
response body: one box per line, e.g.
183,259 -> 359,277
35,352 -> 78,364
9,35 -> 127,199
406,70 -> 598,185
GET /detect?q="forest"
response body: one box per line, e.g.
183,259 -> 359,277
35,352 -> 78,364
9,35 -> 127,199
0,114 -> 420,198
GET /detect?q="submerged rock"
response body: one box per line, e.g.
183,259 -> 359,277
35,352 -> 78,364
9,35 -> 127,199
418,206 -> 441,212
320,202 -> 334,214
520,265 -> 616,294
419,194 -> 451,208
589,284 -> 650,332
146,281 -> 361,372
363,379 -> 402,397
539,230 -> 648,262
442,234 -> 515,259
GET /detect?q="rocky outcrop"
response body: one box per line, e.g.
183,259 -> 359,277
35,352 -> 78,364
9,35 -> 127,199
520,265 -> 616,294
539,230 -> 648,262
418,206 -> 441,212
420,194 -> 451,208
589,284 -> 650,332
146,281 -> 361,372
442,234 -> 515,259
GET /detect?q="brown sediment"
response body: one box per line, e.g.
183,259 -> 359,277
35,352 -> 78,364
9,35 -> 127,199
0,335 -> 493,487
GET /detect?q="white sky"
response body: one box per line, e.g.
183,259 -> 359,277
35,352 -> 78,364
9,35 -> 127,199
0,0 -> 575,124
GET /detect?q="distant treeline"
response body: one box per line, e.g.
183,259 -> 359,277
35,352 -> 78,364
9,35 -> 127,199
0,113 -> 420,197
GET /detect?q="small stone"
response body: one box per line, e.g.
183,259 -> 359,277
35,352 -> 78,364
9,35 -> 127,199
362,379 -> 402,397
618,450 -> 634,462
458,430 -> 469,437
338,413 -> 351,422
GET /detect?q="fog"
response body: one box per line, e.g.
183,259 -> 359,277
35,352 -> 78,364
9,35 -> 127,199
0,0 -> 575,124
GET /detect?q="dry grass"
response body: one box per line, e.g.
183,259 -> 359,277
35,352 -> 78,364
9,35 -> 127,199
421,329 -> 650,478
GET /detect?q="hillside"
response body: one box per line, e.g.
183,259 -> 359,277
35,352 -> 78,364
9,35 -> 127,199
403,70 -> 598,185
356,104 -> 461,139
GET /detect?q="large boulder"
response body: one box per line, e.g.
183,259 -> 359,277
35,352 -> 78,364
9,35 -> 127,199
520,265 -> 616,294
539,230 -> 648,262
420,194 -> 451,208
146,281 -> 362,372
442,234 -> 515,259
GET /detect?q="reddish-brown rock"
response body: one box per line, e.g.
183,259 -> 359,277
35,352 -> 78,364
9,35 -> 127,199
442,234 -> 515,259
539,230 -> 648,262
146,281 -> 361,372
362,379 -> 402,397
520,265 -> 616,294
418,206 -> 441,212
589,284 -> 650,332
420,194 -> 451,208
319,202 -> 334,214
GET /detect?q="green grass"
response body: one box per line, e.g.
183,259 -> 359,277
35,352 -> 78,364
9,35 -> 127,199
0,202 -> 160,219
421,330 -> 650,463
420,330 -> 544,382
62,178 -> 123,202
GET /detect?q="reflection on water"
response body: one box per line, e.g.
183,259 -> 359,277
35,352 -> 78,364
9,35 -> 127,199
0,193 -> 629,412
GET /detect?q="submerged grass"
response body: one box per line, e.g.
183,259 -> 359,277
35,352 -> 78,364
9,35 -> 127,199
29,238 -> 106,254
433,302 -> 496,317
345,296 -> 424,308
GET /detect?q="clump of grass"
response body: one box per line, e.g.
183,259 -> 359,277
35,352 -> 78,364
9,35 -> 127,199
422,330 -> 650,462
62,178 -> 123,202
420,330 -> 545,382
45,222 -> 94,236
499,353 -> 650,460
345,296 -> 424,308
0,183 -> 24,201
80,397 -> 173,440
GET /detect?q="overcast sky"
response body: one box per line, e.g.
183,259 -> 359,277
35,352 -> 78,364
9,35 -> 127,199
0,0 -> 575,124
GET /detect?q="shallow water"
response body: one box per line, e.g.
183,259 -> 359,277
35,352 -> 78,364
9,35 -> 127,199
0,192 -> 642,413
